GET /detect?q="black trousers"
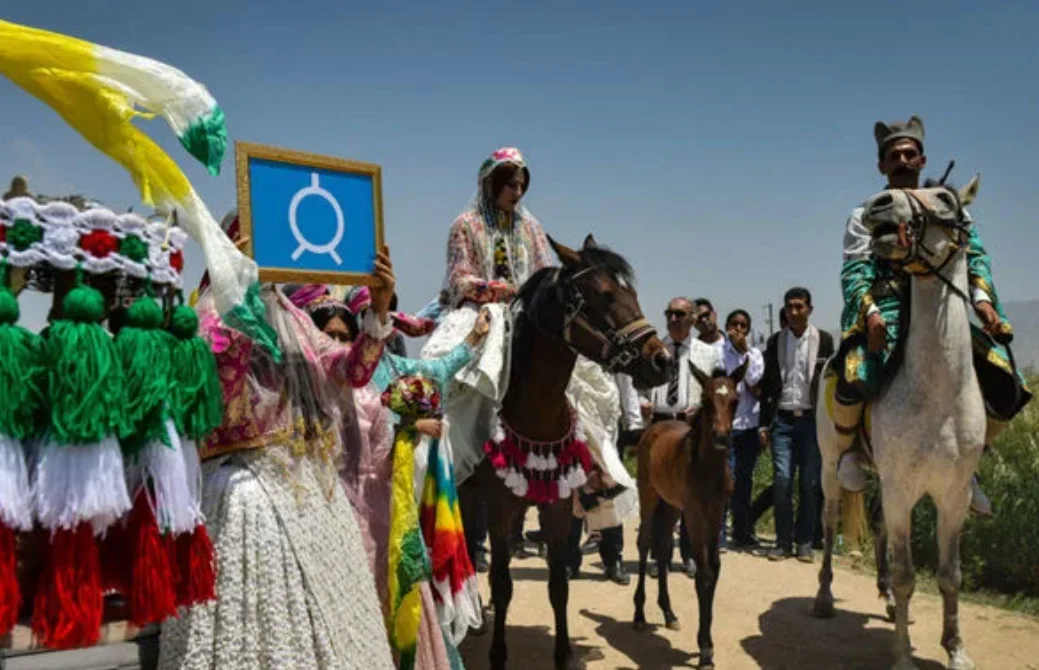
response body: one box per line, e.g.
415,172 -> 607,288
569,517 -> 624,570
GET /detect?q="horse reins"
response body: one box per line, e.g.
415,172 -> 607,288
536,264 -> 657,373
880,188 -> 973,303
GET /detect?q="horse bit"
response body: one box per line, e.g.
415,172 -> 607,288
879,187 -> 973,303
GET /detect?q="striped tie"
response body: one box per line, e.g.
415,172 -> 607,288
666,342 -> 680,407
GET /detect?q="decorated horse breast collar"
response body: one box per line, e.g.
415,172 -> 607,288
482,408 -> 593,504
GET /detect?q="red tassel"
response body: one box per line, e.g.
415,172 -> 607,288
0,522 -> 20,636
31,523 -> 103,649
178,523 -> 217,606
127,492 -> 176,627
99,521 -> 131,595
167,532 -> 186,609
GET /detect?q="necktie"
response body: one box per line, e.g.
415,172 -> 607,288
667,341 -> 680,407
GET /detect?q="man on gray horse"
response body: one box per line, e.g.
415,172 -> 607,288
832,115 -> 1032,514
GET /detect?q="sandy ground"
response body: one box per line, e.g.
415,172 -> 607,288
458,513 -> 1039,670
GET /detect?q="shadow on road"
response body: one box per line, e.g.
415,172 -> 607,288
740,597 -> 945,670
580,609 -> 697,670
458,619 -> 604,669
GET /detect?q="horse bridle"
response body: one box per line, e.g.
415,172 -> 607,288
874,187 -> 973,302
549,265 -> 656,373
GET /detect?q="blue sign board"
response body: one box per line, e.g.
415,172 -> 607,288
235,142 -> 384,285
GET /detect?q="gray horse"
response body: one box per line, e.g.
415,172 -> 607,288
815,179 -> 984,670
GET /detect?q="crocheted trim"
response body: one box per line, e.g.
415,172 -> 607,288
482,409 -> 591,504
0,197 -> 186,289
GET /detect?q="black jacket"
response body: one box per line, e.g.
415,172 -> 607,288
759,326 -> 835,429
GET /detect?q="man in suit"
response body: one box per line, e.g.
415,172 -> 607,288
758,287 -> 834,562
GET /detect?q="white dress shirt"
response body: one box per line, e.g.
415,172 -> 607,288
722,340 -> 764,431
642,334 -> 722,413
778,328 -> 812,411
615,373 -> 643,430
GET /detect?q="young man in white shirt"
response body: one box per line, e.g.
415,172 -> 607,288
758,288 -> 834,562
639,297 -> 722,578
721,309 -> 766,549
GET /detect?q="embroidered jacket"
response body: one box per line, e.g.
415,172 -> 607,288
444,208 -> 554,307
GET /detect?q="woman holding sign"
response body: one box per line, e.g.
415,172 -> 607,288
158,213 -> 395,670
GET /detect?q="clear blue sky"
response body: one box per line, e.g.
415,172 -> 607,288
3,0 -> 1037,338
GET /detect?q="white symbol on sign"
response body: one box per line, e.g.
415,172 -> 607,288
289,173 -> 344,265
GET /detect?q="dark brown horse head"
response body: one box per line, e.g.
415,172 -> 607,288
689,360 -> 747,451
537,234 -> 670,389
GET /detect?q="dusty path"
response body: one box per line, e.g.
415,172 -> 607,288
459,515 -> 1039,669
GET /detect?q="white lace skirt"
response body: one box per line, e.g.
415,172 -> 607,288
157,448 -> 393,670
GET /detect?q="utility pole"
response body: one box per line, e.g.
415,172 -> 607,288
763,303 -> 775,337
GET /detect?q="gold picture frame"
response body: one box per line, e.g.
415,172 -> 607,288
235,140 -> 385,286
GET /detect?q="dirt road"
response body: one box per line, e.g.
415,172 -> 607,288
458,518 -> 1039,669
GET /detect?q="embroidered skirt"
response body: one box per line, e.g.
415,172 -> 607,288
157,448 -> 393,670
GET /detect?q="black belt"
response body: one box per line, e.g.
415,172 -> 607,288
653,410 -> 690,422
776,408 -> 814,420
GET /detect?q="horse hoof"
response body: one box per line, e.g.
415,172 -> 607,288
813,599 -> 836,619
633,619 -> 648,632
665,619 -> 681,631
947,651 -> 975,670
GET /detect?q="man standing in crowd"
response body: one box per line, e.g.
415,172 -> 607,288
722,309 -> 766,549
758,288 -> 834,562
640,296 -> 721,578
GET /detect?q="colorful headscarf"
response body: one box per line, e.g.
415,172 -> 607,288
477,147 -> 529,185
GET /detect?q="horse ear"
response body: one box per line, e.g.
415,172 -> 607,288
583,234 -> 599,250
730,359 -> 749,386
688,361 -> 710,389
548,235 -> 582,269
959,175 -> 980,206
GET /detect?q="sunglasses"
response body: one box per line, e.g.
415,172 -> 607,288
665,309 -> 689,319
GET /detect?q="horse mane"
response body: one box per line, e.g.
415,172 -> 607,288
514,266 -> 556,311
581,245 -> 635,286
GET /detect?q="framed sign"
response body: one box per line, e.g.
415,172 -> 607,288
235,141 -> 384,285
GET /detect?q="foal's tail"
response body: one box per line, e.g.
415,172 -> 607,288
840,489 -> 868,550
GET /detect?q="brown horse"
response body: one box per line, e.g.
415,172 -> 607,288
632,361 -> 747,670
460,235 -> 670,670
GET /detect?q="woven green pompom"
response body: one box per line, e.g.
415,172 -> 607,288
117,296 -> 175,453
0,287 -> 46,439
169,304 -> 223,440
48,284 -> 122,444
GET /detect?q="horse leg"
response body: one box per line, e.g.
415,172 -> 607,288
633,498 -> 657,631
884,495 -> 918,670
813,453 -> 842,618
488,503 -> 518,670
655,503 -> 681,630
687,509 -> 720,669
936,489 -> 975,670
871,492 -> 898,622
542,501 -> 576,670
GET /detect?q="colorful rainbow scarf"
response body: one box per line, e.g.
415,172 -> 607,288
419,436 -> 481,647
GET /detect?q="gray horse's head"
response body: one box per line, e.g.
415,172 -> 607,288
861,177 -> 979,274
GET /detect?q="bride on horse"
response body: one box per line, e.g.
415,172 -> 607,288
421,146 -> 637,537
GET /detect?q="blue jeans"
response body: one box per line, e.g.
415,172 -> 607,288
771,412 -> 821,550
729,428 -> 761,543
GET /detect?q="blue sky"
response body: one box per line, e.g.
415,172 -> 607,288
3,0 -> 1037,339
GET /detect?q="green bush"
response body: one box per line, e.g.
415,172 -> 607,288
910,375 -> 1039,595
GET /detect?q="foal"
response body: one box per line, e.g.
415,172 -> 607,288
633,361 -> 746,670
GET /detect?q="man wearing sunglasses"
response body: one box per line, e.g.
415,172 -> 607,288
638,297 -> 722,578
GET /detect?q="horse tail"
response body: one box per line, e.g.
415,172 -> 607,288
841,489 -> 868,550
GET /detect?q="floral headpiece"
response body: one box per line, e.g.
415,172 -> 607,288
477,146 -> 528,184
